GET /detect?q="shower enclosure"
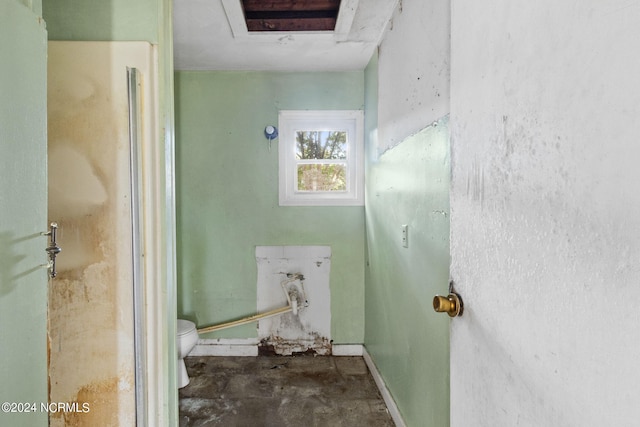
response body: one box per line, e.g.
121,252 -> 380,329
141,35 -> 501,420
47,41 -> 167,426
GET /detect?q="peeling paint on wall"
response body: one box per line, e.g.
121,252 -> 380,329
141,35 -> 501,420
377,0 -> 450,152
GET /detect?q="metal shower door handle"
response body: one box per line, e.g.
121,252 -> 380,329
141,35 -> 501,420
44,222 -> 61,278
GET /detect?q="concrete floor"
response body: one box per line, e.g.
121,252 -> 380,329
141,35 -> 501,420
179,355 -> 396,426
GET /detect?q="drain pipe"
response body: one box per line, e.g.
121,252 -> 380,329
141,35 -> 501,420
281,273 -> 307,316
196,273 -> 306,335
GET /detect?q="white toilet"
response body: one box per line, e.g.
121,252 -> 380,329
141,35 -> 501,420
177,319 -> 199,388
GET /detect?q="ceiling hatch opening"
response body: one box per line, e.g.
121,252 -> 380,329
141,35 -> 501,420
242,0 -> 342,32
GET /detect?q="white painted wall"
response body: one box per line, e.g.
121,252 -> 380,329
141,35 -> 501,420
377,0 -> 450,152
450,1 -> 640,425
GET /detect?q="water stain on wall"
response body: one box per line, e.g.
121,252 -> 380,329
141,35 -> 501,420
47,42 -> 136,427
50,376 -> 132,427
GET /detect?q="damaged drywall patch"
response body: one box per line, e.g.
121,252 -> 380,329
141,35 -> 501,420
256,246 -> 332,355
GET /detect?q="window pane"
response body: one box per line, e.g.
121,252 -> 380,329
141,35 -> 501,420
295,131 -> 347,160
297,164 -> 347,192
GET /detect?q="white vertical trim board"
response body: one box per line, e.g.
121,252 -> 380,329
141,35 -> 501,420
363,347 -> 407,427
334,0 -> 360,40
220,0 -> 248,38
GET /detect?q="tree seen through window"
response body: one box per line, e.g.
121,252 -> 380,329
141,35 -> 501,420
295,131 -> 347,191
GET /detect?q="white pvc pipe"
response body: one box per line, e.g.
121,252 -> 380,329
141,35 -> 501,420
196,274 -> 306,334
196,305 -> 293,334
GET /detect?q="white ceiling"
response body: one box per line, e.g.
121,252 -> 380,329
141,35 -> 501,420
173,0 -> 398,71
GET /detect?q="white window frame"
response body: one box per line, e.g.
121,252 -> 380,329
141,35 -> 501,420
278,110 -> 364,206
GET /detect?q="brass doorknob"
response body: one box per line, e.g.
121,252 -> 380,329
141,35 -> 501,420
433,293 -> 463,317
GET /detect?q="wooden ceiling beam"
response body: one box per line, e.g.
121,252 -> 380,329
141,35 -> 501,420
245,17 -> 337,32
242,0 -> 341,13
242,0 -> 341,32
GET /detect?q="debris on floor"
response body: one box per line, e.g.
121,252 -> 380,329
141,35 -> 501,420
179,355 -> 395,426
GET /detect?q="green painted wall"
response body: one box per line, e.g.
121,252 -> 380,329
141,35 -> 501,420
0,1 -> 48,425
43,0 -> 158,42
175,71 -> 366,343
364,57 -> 451,426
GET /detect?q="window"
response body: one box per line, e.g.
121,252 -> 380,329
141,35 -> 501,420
278,110 -> 364,206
